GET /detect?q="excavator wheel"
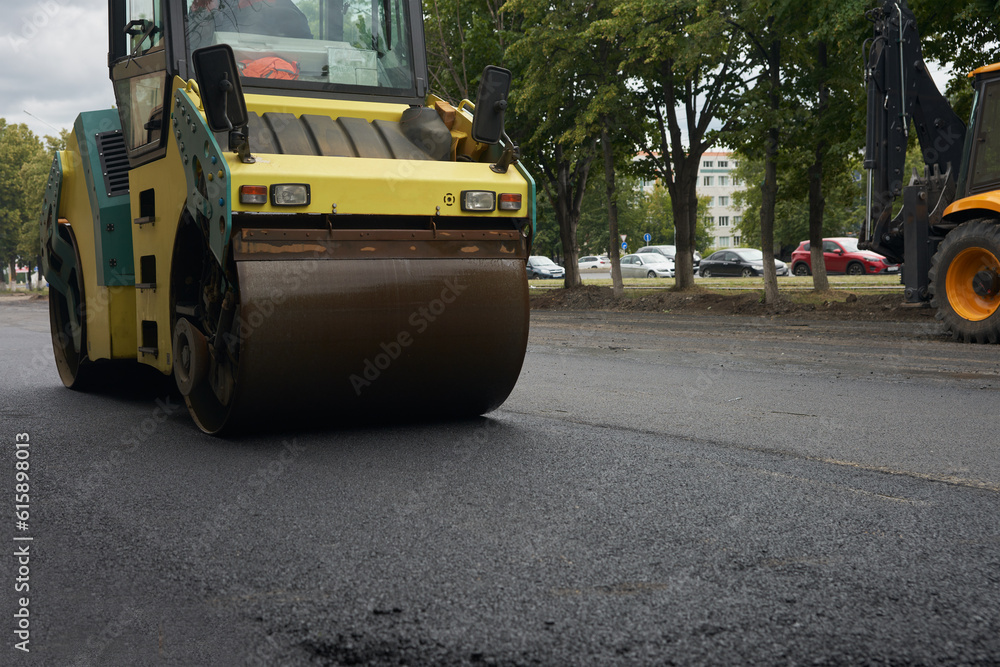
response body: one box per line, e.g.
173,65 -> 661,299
47,224 -> 93,389
929,219 -> 1000,343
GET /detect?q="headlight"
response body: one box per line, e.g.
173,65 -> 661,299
461,190 -> 496,212
271,184 -> 310,206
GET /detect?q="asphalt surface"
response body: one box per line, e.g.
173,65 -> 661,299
2,296 -> 999,665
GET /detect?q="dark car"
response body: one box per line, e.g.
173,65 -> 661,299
699,248 -> 789,277
637,245 -> 702,270
789,237 -> 899,276
526,256 -> 565,280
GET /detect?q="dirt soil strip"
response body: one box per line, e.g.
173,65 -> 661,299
530,285 -> 937,323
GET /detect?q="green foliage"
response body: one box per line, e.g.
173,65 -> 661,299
576,171 -> 646,255
641,186 -> 716,255
0,120 -> 63,283
424,0 -> 511,103
912,0 -> 1000,121
732,152 -> 863,254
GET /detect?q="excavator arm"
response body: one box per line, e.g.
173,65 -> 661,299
863,0 -> 966,300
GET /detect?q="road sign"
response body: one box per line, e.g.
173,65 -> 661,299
643,233 -> 652,243
620,234 -> 627,242
621,242 -> 628,250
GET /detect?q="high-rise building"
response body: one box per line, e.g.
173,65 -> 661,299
698,151 -> 744,249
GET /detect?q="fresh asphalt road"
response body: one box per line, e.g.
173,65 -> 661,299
2,297 -> 999,665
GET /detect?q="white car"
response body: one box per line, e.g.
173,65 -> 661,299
578,255 -> 610,269
620,253 -> 675,278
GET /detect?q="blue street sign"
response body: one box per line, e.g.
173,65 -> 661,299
643,233 -> 652,243
621,242 -> 628,250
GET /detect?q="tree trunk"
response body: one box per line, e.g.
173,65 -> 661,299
550,143 -> 592,289
807,158 -> 829,291
670,170 -> 696,287
602,125 -> 624,297
760,33 -> 781,306
808,41 -> 830,291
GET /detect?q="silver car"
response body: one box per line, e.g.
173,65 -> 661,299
637,244 -> 702,269
620,253 -> 675,278
526,256 -> 566,279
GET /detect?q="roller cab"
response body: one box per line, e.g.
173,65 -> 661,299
40,0 -> 535,433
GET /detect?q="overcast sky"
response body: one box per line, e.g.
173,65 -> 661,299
0,0 -> 959,142
1,0 -> 113,138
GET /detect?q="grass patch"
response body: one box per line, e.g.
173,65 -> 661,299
532,274 -> 903,292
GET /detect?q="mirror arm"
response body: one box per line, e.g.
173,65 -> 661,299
218,76 -> 234,131
229,127 -> 255,164
490,131 -> 519,174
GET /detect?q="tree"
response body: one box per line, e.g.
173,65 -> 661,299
424,0 -> 511,104
642,185 -> 716,255
506,0 -> 618,288
732,153 -> 862,255
913,0 -> 1000,121
577,171 -> 647,255
0,122 -> 46,287
610,0 -> 746,289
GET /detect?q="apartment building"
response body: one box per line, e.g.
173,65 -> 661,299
637,150 -> 745,250
698,151 -> 743,249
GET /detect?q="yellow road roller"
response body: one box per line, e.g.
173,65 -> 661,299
40,0 -> 534,433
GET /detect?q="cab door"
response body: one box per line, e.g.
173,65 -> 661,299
109,0 -> 170,166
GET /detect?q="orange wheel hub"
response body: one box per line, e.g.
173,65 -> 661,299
946,247 -> 1000,321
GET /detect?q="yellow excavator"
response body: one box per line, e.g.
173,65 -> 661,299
40,0 -> 534,433
864,0 -> 1000,342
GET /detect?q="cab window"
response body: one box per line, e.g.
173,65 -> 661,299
111,0 -> 168,158
186,0 -> 416,93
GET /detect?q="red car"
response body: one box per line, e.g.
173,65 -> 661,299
790,237 -> 899,276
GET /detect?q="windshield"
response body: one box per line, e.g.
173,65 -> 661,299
839,238 -> 859,252
643,255 -> 672,265
531,256 -> 556,266
736,249 -> 764,262
186,0 -> 416,94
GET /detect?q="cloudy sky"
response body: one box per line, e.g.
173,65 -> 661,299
1,0 -> 114,138
0,0 -> 958,142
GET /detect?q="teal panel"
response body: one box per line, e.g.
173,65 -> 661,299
514,160 -> 537,239
74,110 -> 135,287
173,89 -> 233,265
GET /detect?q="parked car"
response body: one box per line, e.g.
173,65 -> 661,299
578,255 -> 610,269
526,256 -> 566,280
789,237 -> 899,276
699,248 -> 789,277
620,253 -> 675,278
637,245 -> 702,270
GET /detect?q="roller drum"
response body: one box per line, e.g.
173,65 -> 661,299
187,256 -> 529,433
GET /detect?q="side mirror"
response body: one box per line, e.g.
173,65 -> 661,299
192,44 -> 248,133
471,66 -> 512,145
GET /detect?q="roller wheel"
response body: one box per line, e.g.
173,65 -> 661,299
793,262 -> 811,276
847,262 -> 865,276
929,219 -> 1000,343
172,318 -> 210,397
48,229 -> 92,389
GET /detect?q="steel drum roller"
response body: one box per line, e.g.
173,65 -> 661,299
184,256 -> 529,433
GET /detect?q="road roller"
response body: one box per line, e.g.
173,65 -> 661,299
39,0 -> 534,433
